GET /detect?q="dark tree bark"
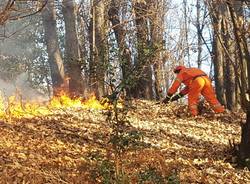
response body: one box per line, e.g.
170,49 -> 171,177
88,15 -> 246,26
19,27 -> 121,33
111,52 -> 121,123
210,1 -> 226,105
196,0 -> 202,68
212,35 -> 225,105
227,0 -> 250,164
89,0 -> 108,98
223,16 -> 236,110
132,1 -> 153,99
108,0 -> 132,96
42,0 -> 65,96
62,0 -> 84,97
150,0 -> 165,100
224,58 -> 236,110
240,110 -> 250,160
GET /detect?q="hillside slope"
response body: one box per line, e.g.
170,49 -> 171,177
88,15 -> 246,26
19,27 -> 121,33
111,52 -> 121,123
0,100 -> 249,183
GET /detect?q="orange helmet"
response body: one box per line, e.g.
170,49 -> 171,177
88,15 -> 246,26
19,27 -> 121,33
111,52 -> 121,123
174,65 -> 185,73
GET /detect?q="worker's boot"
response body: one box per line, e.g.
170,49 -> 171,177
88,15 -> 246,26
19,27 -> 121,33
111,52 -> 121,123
189,105 -> 198,116
212,104 -> 225,113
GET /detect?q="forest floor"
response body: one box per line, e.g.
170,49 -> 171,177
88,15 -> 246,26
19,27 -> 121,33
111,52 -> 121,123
0,99 -> 250,184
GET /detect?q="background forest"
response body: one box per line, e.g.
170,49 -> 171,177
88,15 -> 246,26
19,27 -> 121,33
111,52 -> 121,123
0,0 -> 249,108
0,0 -> 250,183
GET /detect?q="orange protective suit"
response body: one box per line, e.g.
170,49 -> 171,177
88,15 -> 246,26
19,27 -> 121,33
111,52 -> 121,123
167,66 -> 225,116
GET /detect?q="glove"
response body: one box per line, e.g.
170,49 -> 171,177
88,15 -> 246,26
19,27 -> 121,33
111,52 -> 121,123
170,93 -> 184,102
162,93 -> 172,104
162,96 -> 170,104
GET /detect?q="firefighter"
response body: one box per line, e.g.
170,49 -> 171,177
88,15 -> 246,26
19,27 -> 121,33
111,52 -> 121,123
162,65 -> 225,116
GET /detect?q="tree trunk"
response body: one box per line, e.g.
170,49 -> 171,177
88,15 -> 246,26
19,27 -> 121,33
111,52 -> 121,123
183,0 -> 190,65
212,35 -> 225,105
196,0 -> 202,68
223,15 -> 236,110
211,2 -> 226,105
240,109 -> 250,160
89,0 -> 107,98
132,1 -> 153,99
108,0 -> 132,96
224,55 -> 236,110
42,0 -> 65,96
228,1 -> 249,108
150,0 -> 165,100
62,0 -> 84,97
227,0 -> 250,164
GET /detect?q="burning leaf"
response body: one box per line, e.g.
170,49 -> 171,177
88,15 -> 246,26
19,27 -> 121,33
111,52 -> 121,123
0,92 -> 113,119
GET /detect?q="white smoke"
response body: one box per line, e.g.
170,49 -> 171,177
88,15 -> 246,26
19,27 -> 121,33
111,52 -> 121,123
0,73 -> 48,102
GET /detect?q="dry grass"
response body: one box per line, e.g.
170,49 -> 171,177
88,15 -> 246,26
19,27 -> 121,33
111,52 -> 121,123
0,100 -> 249,183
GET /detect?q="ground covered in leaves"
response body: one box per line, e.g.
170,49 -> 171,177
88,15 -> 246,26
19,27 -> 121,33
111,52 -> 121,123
0,100 -> 249,183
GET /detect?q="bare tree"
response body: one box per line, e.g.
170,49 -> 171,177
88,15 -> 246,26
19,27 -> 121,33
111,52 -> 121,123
195,0 -> 209,68
227,0 -> 250,161
88,0 -> 108,98
150,0 -> 166,100
0,0 -> 47,25
132,0 -> 154,99
222,10 -> 237,110
42,0 -> 65,95
62,0 -> 84,96
209,1 -> 226,105
108,0 -> 132,96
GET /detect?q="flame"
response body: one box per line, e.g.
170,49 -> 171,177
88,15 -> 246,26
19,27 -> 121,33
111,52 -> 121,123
0,92 -> 117,119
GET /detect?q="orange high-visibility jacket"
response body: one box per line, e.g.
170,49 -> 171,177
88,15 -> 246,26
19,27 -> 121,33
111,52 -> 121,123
168,67 -> 207,95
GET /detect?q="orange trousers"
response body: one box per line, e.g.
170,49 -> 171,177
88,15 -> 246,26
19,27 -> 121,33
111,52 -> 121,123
188,76 -> 225,116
